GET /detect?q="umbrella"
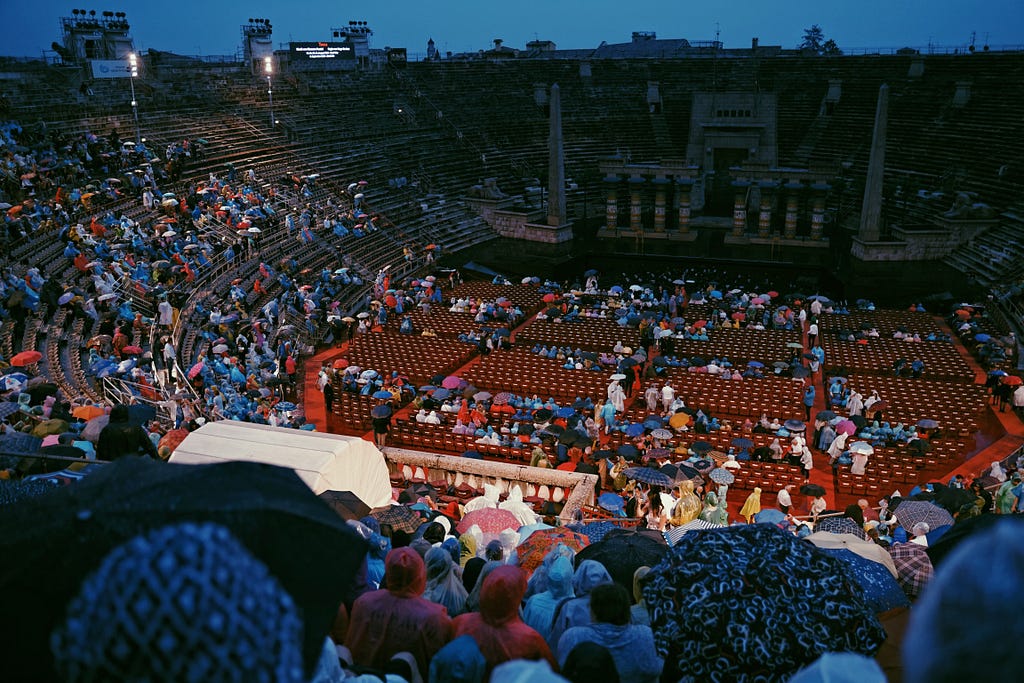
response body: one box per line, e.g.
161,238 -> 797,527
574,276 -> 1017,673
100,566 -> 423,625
835,420 -> 857,436
848,441 -> 874,456
814,516 -> 868,539
72,405 -> 106,421
792,366 -> 811,379
660,463 -> 700,485
644,524 -> 886,682
533,408 -> 553,422
815,410 -> 836,421
275,401 -> 297,412
597,492 -> 624,512
121,345 -> 143,356
664,519 -> 725,545
398,483 -> 438,504
624,423 -> 644,438
372,390 -> 393,400
609,373 -> 626,381
754,509 -> 787,525
616,444 -> 639,461
784,419 -> 806,432
708,468 -> 735,485
668,412 -> 690,429
621,467 -> 673,487
650,428 -> 673,440
893,500 -> 954,533
157,429 -> 190,454
0,401 -> 22,421
818,548 -> 910,613
800,483 -> 827,497
370,405 -> 392,419
907,439 -> 932,454
1001,375 -> 1022,386
888,540 -> 934,599
974,333 -> 991,342
441,375 -> 462,390
371,505 -> 423,534
10,350 -> 42,366
786,342 -> 804,349
689,440 -> 713,454
515,528 -> 590,573
457,508 -> 520,535
0,458 -> 368,679
492,392 -> 512,406
576,530 -> 668,595
916,419 -> 939,429
473,391 -> 492,402
80,415 -> 110,444
731,437 -> 754,449
318,490 -> 371,521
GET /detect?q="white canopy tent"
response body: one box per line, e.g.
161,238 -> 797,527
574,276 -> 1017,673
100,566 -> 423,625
169,421 -> 392,508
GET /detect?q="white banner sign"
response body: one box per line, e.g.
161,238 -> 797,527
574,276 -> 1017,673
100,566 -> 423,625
90,60 -> 131,79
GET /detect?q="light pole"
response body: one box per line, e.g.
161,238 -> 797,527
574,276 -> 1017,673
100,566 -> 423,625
264,56 -> 275,129
128,53 -> 141,145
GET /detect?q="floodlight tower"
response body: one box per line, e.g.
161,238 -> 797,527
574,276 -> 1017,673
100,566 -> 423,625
264,55 -> 275,128
128,52 -> 141,144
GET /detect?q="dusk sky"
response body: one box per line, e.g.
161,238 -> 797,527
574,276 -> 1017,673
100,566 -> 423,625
2,1 -> 1021,58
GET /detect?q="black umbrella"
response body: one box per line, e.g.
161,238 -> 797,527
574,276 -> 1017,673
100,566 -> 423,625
398,483 -> 438,504
850,415 -> 867,428
908,439 -> 932,454
124,403 -> 157,426
926,514 -> 1023,568
644,524 -> 885,682
801,483 -> 827,497
533,408 -> 553,422
318,490 -> 372,521
576,530 -> 668,596
0,458 -> 368,680
690,440 -> 713,454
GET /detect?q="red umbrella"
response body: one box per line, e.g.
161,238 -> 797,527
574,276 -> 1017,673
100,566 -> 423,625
542,293 -> 557,303
122,346 -> 143,355
1001,375 -> 1023,386
836,419 -> 857,436
457,508 -> 520,535
332,359 -> 349,369
187,362 -> 204,379
385,295 -> 397,307
10,351 -> 42,366
693,320 -> 707,328
731,312 -> 745,321
767,291 -> 779,298
516,528 -> 590,573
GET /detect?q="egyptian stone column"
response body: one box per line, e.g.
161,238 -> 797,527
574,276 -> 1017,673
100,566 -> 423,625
676,179 -> 693,233
628,175 -> 644,232
784,182 -> 802,238
811,182 -> 830,240
732,181 -> 750,236
604,175 -> 619,231
858,84 -> 889,242
652,178 -> 669,232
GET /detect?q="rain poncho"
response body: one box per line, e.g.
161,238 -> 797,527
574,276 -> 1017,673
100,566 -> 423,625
699,491 -> 729,526
557,620 -> 663,683
459,530 -> 479,567
365,533 -> 391,589
523,555 -> 575,642
428,635 -> 487,683
453,566 -> 557,675
345,547 -> 453,674
670,481 -> 701,526
740,487 -> 762,523
423,546 -> 469,618
548,560 -> 613,646
499,487 -> 540,528
463,483 -> 501,514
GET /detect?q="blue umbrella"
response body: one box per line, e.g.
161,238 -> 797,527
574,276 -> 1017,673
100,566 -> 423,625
747,361 -> 764,368
625,423 -> 645,438
709,290 -> 723,299
609,285 -> 623,294
577,521 -> 619,543
556,406 -> 575,418
432,388 -> 451,400
372,390 -> 392,400
731,437 -> 754,449
617,444 -> 639,460
598,492 -> 624,512
819,548 -> 910,613
418,385 -> 436,392
784,419 -> 806,432
974,333 -> 991,342
642,419 -> 662,431
275,401 -> 297,412
754,509 -> 787,524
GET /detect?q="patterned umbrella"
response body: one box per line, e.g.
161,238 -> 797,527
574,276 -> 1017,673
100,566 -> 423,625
622,467 -> 674,487
575,521 -> 619,543
515,528 -> 590,572
709,468 -> 735,485
664,519 -> 725,546
651,429 -> 673,440
819,549 -> 910,613
456,507 -> 520,534
492,392 -> 512,406
645,524 -> 886,682
371,505 -> 423,534
814,516 -> 867,540
892,500 -> 954,533
888,541 -> 934,599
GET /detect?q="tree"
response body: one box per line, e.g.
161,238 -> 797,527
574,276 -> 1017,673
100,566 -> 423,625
799,25 -> 841,56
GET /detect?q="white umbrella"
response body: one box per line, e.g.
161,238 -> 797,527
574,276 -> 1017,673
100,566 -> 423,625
162,230 -> 177,237
247,227 -> 262,234
848,441 -> 874,456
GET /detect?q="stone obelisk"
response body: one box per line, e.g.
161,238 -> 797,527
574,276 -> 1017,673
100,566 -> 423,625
858,84 -> 889,242
547,83 -> 566,227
